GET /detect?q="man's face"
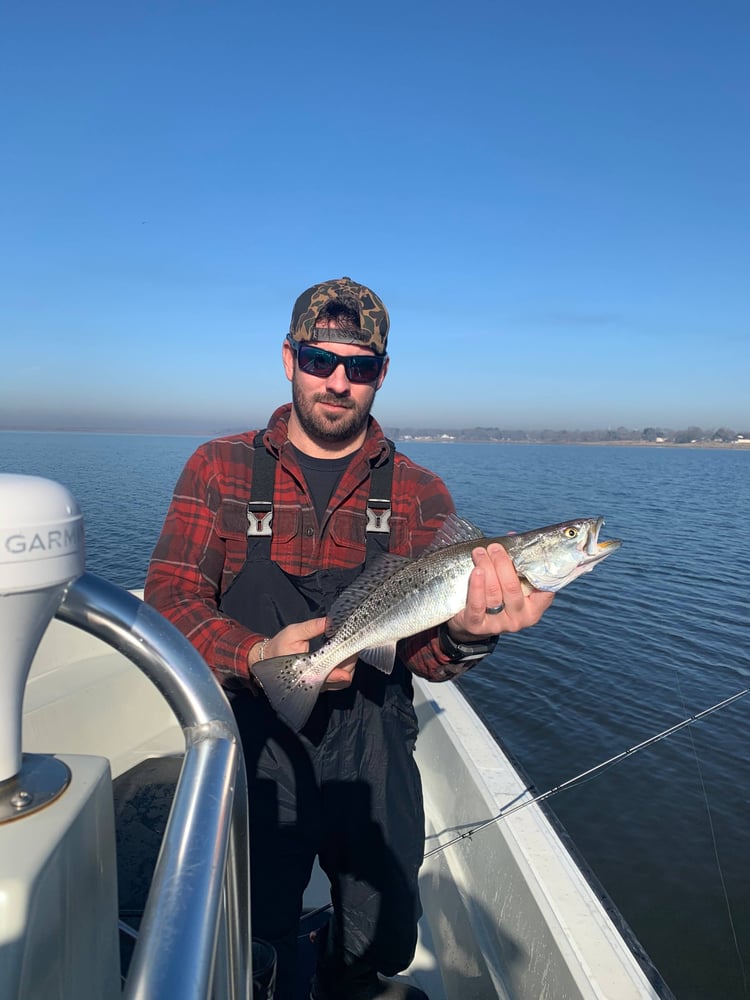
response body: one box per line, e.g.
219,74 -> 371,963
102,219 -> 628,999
283,331 -> 388,446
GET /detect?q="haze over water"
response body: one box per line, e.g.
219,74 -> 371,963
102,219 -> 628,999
2,430 -> 749,999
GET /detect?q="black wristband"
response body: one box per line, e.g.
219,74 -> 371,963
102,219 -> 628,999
437,622 -> 499,663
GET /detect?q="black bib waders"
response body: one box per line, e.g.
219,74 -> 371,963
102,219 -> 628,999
219,439 -> 425,1000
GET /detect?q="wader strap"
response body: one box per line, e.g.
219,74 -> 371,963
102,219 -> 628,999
246,431 -> 395,553
366,440 -> 395,536
246,431 -> 274,537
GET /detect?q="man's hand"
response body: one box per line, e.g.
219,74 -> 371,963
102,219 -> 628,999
248,617 -> 357,690
447,543 -> 554,642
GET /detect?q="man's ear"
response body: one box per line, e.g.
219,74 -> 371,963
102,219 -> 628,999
282,339 -> 295,382
375,355 -> 389,390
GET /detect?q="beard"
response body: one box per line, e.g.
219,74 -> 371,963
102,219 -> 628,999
291,380 -> 375,445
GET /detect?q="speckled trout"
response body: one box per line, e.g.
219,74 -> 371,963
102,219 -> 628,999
252,514 -> 621,731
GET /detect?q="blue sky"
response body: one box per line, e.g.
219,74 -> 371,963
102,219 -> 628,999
2,1 -> 748,434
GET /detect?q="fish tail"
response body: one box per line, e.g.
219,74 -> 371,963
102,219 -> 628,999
252,652 -> 323,732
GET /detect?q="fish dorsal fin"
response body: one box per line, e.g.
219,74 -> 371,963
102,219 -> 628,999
422,513 -> 485,556
324,515 -> 483,638
326,553 -> 410,637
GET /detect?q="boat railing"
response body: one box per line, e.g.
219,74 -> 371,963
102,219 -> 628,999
57,572 -> 252,1000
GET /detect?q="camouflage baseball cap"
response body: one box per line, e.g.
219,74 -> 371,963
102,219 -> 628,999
288,277 -> 389,356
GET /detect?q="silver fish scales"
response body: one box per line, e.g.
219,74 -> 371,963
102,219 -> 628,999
253,514 -> 621,731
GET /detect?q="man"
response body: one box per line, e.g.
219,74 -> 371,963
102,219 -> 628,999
145,277 -> 553,1000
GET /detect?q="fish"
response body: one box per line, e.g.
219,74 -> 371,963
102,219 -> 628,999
252,514 -> 621,731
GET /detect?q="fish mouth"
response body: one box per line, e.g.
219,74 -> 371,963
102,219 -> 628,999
585,517 -> 622,562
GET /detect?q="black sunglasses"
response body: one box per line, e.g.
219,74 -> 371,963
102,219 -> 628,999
289,338 -> 386,385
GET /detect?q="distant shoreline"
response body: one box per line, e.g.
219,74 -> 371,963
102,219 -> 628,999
396,439 -> 750,450
1,427 -> 748,450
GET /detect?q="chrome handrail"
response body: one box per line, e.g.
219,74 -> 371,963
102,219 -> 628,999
56,573 -> 252,1000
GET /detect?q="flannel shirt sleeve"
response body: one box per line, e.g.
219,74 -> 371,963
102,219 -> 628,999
390,455 -> 486,682
144,444 -> 261,683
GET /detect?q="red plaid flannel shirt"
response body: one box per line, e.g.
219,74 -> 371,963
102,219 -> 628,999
145,404 -> 473,685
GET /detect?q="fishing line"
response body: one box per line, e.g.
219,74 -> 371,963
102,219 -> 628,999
302,686 -> 750,927
671,671 -> 748,997
685,728 -> 748,998
422,684 -> 750,860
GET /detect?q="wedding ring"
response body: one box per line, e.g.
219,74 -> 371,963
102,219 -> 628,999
485,603 -> 505,615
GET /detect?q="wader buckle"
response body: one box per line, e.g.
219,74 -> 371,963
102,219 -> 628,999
247,501 -> 273,536
366,500 -> 391,533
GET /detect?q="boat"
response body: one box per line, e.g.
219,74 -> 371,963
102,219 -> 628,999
1,474 -> 673,999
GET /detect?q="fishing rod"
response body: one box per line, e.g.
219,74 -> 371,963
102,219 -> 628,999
423,684 -> 750,859
301,685 -> 750,925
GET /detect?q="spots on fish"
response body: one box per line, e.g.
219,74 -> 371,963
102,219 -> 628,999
272,658 -> 319,694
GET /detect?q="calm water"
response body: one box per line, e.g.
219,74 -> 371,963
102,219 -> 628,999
3,431 -> 750,1000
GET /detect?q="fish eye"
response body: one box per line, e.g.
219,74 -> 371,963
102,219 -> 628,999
564,527 -> 578,539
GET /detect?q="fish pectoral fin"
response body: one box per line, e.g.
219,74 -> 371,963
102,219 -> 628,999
359,643 -> 398,675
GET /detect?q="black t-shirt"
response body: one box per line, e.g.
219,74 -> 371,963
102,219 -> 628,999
289,444 -> 351,524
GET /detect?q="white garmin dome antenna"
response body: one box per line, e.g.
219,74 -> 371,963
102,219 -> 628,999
0,475 -> 85,783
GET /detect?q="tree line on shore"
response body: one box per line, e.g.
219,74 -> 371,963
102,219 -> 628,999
385,425 -> 749,445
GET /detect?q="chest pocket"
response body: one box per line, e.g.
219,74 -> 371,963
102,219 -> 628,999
218,499 -> 247,539
216,499 -> 250,595
327,506 -> 369,567
328,504 -> 396,567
